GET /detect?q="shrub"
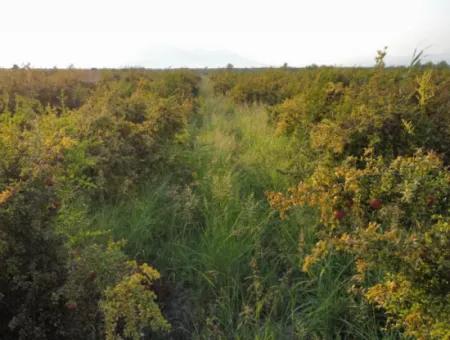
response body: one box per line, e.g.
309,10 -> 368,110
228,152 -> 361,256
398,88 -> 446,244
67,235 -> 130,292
101,262 -> 171,340
0,68 -> 200,338
270,66 -> 450,163
0,142 -> 68,339
268,150 -> 450,338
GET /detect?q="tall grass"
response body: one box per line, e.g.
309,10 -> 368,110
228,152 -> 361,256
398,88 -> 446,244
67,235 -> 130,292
91,77 -> 393,339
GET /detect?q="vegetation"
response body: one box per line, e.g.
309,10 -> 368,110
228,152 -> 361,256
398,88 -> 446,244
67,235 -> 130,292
0,68 -> 199,339
1,53 -> 449,339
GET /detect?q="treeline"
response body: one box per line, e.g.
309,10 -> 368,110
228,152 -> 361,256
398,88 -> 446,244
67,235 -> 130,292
209,57 -> 450,339
0,68 -> 200,339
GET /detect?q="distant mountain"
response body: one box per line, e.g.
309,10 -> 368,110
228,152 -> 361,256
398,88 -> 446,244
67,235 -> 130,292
131,46 -> 264,69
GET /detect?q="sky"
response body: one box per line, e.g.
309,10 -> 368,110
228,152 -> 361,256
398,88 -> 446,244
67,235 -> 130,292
0,0 -> 449,68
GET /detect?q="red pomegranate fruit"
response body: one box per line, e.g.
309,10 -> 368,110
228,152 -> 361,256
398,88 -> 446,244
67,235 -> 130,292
426,195 -> 436,207
334,209 -> 346,220
65,302 -> 77,311
369,198 -> 382,210
88,271 -> 97,281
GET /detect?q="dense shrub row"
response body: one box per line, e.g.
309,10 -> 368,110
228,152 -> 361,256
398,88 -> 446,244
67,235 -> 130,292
0,67 -> 99,114
0,68 -> 200,339
211,57 -> 450,338
209,68 -> 303,105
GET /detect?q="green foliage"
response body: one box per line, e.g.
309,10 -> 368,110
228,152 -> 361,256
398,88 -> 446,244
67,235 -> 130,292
271,66 -> 450,163
210,68 -> 303,105
60,240 -> 130,338
263,56 -> 450,339
0,107 -> 69,339
211,64 -> 450,164
0,68 -> 200,338
0,178 -> 68,339
73,78 -> 195,199
101,262 -> 171,340
269,151 -> 450,338
96,81 -> 387,338
2,59 -> 449,339
0,68 -> 97,114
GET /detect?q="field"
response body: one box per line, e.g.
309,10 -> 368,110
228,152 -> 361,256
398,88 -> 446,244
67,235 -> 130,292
1,58 -> 449,339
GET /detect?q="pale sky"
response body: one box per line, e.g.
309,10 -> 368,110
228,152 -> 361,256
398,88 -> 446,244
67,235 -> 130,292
1,0 -> 449,68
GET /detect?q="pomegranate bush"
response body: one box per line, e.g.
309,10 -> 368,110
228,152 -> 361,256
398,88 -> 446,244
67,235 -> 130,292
268,150 -> 450,338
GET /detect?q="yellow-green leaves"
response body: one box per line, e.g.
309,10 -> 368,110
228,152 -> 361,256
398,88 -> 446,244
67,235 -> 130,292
100,262 -> 170,340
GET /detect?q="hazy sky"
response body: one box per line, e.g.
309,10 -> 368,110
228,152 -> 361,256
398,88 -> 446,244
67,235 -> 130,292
1,0 -> 449,68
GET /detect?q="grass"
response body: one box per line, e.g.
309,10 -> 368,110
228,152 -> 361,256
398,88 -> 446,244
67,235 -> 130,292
90,77 -> 395,339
